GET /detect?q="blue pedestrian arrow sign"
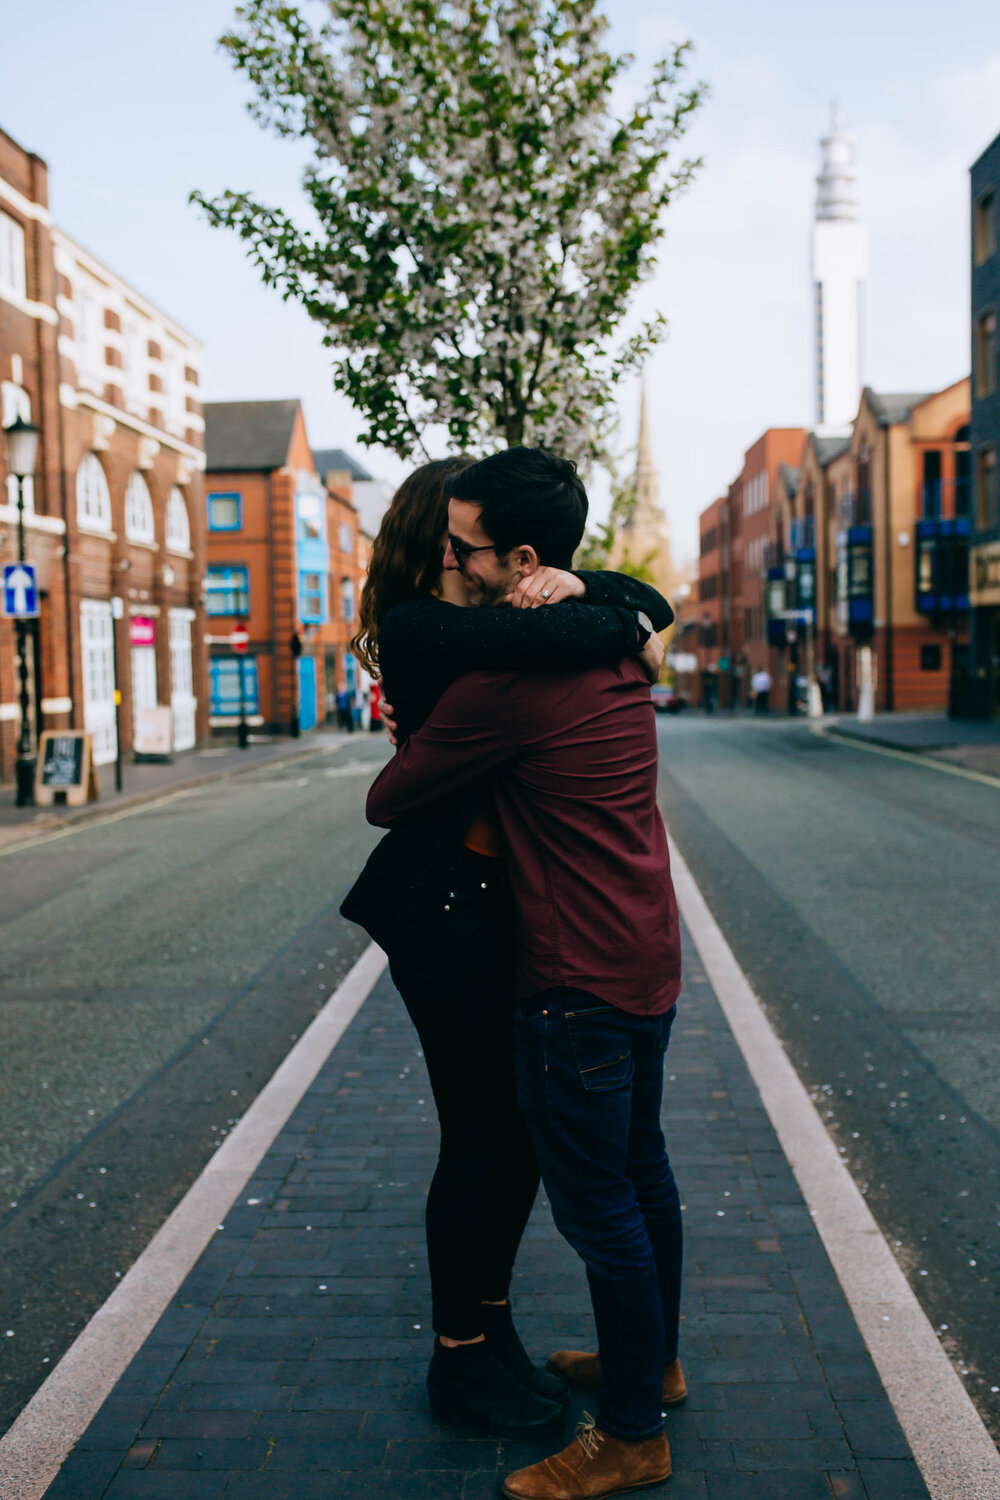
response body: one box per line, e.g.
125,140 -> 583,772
2,563 -> 40,619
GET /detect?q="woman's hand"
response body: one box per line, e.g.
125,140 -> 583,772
379,690 -> 399,748
506,567 -> 586,609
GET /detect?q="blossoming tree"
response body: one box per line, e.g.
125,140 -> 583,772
193,0 -> 705,465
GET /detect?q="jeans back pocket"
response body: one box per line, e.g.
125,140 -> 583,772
564,1006 -> 634,1092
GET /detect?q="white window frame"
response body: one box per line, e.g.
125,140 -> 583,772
125,470 -> 155,544
0,210 -> 27,302
80,598 -> 119,766
76,452 -> 112,533
169,607 -> 197,751
165,486 -> 191,553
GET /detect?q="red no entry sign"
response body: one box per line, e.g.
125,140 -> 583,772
231,624 -> 249,654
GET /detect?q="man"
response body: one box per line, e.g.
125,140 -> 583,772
751,666 -> 772,714
367,447 -> 684,1500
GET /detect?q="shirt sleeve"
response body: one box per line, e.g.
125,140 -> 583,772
378,597 -> 644,681
573,571 -> 675,632
366,671 -> 519,827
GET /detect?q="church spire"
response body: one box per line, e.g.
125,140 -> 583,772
628,370 -> 661,532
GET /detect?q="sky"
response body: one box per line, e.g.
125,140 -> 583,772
2,0 -> 999,562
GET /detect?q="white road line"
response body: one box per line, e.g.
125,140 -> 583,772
814,722 -> 1000,790
668,834 -> 1000,1500
0,942 -> 388,1500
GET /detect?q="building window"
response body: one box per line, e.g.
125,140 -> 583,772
975,190 -> 996,265
299,570 -> 324,623
920,644 -> 942,672
123,317 -> 146,402
978,446 -> 998,531
74,282 -> 103,377
125,470 -> 155,543
165,487 -> 191,552
921,450 -> 941,519
210,657 -> 258,715
339,521 -> 354,554
296,492 -> 324,541
340,576 -> 356,623
975,309 -> 997,398
208,491 -> 241,531
205,565 -> 249,616
76,452 -> 112,532
0,210 -> 27,301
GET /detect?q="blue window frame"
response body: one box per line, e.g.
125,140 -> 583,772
208,492 -> 242,531
299,570 -> 325,623
206,565 -> 249,616
296,492 -> 325,542
210,657 -> 259,715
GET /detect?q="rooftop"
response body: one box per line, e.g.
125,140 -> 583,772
866,390 -> 934,427
204,400 -> 301,472
313,447 -> 374,484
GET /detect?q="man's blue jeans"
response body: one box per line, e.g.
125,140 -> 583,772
513,989 -> 682,1442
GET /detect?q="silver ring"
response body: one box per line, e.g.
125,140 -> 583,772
541,588 -> 551,599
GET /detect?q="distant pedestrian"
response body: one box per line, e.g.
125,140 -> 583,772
752,667 -> 772,714
335,687 -> 353,732
369,680 -> 382,732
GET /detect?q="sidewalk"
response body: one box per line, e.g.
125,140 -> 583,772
826,713 -> 1000,779
35,924 -> 930,1500
0,731 -> 357,846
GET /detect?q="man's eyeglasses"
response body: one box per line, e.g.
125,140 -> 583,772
447,533 -> 497,567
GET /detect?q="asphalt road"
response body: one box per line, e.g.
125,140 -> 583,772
2,713 -> 999,1451
655,711 -> 1000,1442
0,737 -> 390,1436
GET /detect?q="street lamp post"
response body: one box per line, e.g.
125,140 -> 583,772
3,416 -> 41,807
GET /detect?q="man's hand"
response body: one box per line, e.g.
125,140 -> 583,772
379,690 -> 399,747
638,632 -> 666,683
506,567 -> 586,609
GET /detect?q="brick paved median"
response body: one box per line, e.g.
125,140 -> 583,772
44,926 -> 930,1499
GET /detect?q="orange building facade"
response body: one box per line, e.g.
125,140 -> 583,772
203,403 -> 369,735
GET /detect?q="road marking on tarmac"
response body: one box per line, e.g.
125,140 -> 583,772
813,722 -> 1000,790
669,834 -> 1000,1500
0,942 -> 388,1500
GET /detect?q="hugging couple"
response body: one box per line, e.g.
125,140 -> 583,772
342,445 -> 684,1500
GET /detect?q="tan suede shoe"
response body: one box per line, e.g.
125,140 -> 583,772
502,1416 -> 671,1499
545,1353 -> 687,1408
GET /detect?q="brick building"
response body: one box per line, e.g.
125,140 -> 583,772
1,125 -> 206,782
693,497 -> 725,707
203,403 -> 369,735
772,385 -> 971,713
969,132 -> 1000,716
314,448 -> 373,720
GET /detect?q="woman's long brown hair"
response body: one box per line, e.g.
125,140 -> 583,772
351,456 -> 474,676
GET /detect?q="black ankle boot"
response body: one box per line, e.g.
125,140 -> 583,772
427,1339 -> 565,1436
481,1302 -> 569,1405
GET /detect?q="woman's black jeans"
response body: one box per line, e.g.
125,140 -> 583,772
386,849 -> 540,1342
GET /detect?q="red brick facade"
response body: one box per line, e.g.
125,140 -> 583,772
1,126 -> 207,782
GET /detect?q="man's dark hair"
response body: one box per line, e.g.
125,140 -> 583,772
443,446 -> 589,569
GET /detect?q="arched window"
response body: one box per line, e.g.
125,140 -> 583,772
165,486 -> 191,552
125,471 -> 155,543
76,453 -> 112,532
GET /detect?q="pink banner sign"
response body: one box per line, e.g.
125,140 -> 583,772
130,616 -> 156,647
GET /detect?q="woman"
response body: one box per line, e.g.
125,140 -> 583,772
341,456 -> 673,1437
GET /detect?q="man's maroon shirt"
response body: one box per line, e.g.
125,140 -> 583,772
366,658 -> 681,1016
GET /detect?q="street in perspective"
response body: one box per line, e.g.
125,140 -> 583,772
2,2 -> 1000,1499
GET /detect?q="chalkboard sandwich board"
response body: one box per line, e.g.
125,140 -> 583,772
34,732 -> 99,806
